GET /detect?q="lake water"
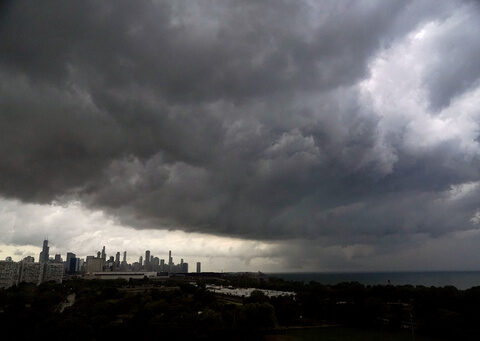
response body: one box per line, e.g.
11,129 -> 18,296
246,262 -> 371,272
268,271 -> 480,290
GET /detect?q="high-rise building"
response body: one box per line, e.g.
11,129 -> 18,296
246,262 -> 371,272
66,252 -> 76,274
71,258 -> 80,273
23,256 -> 34,263
0,261 -> 20,288
115,252 -> 120,267
145,250 -> 150,265
152,257 -> 159,271
139,256 -> 143,266
19,262 -> 43,285
160,259 -> 165,272
181,262 -> 188,273
168,250 -> 172,267
101,246 -> 106,260
122,251 -> 127,263
86,257 -> 104,273
66,252 -> 75,263
2,259 -> 66,287
196,262 -> 201,273
39,239 -> 49,263
54,254 -> 62,262
43,263 -> 63,283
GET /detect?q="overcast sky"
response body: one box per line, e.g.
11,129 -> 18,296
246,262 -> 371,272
1,0 -> 480,272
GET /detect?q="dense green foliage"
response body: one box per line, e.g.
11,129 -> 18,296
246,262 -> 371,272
1,276 -> 480,340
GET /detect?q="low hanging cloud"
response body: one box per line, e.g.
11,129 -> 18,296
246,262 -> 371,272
1,0 -> 480,268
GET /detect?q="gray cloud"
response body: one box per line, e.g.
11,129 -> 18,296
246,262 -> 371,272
421,2 -> 480,110
1,0 -> 480,267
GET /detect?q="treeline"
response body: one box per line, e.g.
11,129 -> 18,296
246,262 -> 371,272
0,279 -> 276,340
226,275 -> 480,340
1,277 -> 480,340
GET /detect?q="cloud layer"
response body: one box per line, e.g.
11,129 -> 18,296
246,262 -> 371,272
1,0 -> 480,269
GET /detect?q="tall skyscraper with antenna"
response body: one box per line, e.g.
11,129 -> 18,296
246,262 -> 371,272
39,239 -> 49,263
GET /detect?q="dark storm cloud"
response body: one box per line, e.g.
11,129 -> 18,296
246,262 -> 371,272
1,0 -> 480,251
0,0 -> 405,101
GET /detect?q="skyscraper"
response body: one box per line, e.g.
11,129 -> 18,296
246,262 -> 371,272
139,255 -> 143,266
66,252 -> 76,274
145,250 -> 150,266
168,250 -> 172,267
196,262 -> 201,273
115,252 -> 120,267
39,239 -> 49,263
152,257 -> 159,271
101,246 -> 106,260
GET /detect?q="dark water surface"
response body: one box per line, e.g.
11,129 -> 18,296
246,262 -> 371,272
268,271 -> 480,290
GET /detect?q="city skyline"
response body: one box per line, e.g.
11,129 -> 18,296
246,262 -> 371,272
3,239 -> 203,273
0,238 -> 204,289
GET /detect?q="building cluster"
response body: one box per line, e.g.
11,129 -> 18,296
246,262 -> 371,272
82,247 -> 198,275
0,240 -> 203,289
0,240 -> 63,288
